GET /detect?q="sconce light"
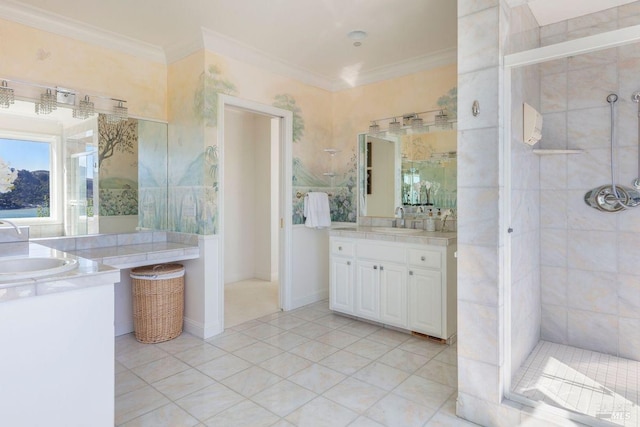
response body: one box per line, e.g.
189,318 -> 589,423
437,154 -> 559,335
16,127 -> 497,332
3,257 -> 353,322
388,118 -> 402,134
0,80 -> 14,108
106,100 -> 128,124
368,121 -> 380,134
73,95 -> 95,119
411,114 -> 424,130
35,88 -> 57,115
435,110 -> 450,129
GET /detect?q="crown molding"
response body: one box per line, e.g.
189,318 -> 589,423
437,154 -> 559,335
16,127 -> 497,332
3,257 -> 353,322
329,48 -> 458,91
201,27 -> 335,91
0,0 -> 166,63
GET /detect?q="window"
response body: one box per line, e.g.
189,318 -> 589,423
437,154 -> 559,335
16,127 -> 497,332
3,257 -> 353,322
0,135 -> 58,222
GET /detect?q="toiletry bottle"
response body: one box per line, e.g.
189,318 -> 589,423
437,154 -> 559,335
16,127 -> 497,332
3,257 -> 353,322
426,209 -> 436,232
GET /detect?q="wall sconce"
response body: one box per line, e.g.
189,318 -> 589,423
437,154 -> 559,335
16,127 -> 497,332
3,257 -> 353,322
35,88 -> 57,115
73,95 -> 95,119
0,81 -> 14,108
368,121 -> 380,134
388,118 -> 402,133
410,114 -> 424,130
106,100 -> 128,124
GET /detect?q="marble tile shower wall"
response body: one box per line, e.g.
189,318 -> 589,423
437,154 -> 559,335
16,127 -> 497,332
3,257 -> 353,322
538,3 -> 640,361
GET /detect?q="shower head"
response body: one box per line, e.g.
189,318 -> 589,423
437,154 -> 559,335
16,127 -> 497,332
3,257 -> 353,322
607,93 -> 618,103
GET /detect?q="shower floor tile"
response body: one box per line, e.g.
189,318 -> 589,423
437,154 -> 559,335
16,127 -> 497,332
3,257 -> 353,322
513,341 -> 640,427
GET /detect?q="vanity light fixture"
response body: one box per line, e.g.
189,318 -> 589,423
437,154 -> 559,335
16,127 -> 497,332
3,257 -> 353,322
0,80 -> 14,108
388,118 -> 402,133
369,121 -> 380,134
35,88 -> 57,115
73,95 -> 95,119
411,114 -> 424,130
106,100 -> 128,124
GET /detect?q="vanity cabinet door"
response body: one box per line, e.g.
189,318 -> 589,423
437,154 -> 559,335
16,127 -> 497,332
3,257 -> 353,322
330,256 -> 354,314
354,260 -> 380,320
408,268 -> 442,337
379,262 -> 407,328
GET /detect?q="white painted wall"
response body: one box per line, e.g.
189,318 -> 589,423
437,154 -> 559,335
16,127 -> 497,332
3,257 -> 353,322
223,108 -> 274,283
0,285 -> 115,426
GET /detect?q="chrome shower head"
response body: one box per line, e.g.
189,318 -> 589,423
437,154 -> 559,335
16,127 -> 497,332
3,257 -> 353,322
607,93 -> 618,103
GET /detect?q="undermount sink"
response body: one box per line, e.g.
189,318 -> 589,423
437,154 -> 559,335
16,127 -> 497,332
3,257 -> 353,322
369,227 -> 424,234
0,256 -> 78,282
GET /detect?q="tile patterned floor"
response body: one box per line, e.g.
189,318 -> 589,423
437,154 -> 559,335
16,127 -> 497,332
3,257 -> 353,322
115,300 -> 476,426
512,341 -> 640,427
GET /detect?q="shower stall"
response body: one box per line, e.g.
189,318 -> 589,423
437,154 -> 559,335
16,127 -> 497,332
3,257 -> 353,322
505,4 -> 640,426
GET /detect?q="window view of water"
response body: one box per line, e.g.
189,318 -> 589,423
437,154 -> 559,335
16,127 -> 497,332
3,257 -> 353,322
0,208 -> 39,219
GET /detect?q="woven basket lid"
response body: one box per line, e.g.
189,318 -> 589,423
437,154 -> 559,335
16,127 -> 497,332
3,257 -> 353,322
131,263 -> 184,277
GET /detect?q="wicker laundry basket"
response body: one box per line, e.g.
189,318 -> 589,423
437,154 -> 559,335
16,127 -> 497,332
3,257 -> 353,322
131,263 -> 185,344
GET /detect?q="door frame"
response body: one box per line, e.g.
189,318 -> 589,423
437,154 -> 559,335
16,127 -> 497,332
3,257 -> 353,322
217,94 -> 294,325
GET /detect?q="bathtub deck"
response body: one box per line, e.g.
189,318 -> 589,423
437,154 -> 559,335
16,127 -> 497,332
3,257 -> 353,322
512,340 -> 639,426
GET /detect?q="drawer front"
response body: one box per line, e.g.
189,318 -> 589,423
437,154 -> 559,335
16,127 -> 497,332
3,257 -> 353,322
331,240 -> 355,257
407,248 -> 442,270
357,243 -> 405,264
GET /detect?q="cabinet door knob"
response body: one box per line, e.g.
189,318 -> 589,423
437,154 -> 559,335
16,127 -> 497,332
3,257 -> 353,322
373,265 -> 378,270
347,261 -> 351,266
338,246 -> 342,251
380,266 -> 384,271
409,271 -> 414,275
421,256 -> 426,261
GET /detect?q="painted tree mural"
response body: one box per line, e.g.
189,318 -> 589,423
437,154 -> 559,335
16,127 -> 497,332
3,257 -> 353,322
273,94 -> 305,142
194,64 -> 237,127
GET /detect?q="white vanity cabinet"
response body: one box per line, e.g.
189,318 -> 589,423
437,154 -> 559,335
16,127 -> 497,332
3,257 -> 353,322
330,235 -> 456,340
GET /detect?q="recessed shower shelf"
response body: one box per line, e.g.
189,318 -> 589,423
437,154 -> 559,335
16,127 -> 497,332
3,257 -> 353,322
532,149 -> 583,155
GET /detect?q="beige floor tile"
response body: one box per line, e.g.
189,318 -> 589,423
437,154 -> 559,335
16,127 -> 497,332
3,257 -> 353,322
288,363 -> 346,393
366,328 -> 412,347
203,400 -> 280,427
398,338 -> 447,359
225,279 -> 279,328
366,393 -> 437,427
196,353 -> 252,381
152,368 -> 215,401
416,359 -> 458,387
393,375 -> 455,410
175,383 -> 244,421
434,345 -> 458,366
121,402 -> 199,427
290,322 -> 333,339
156,333 -> 204,354
116,345 -> 169,369
289,307 -> 329,321
206,332 -> 256,352
285,396 -> 358,426
115,385 -> 170,425
229,319 -> 262,332
348,416 -> 386,427
221,366 -> 282,397
315,329 -> 361,348
115,333 -> 147,355
173,343 -> 227,367
267,314 -> 309,330
289,340 -> 340,362
241,323 -> 285,339
425,412 -> 480,426
262,331 -> 310,351
259,352 -> 314,378
323,377 -> 387,414
316,313 -> 356,329
344,339 -> 394,360
131,355 -> 190,384
353,362 -> 410,391
319,349 -> 372,375
232,341 -> 283,364
378,348 -> 430,373
251,380 -> 317,417
115,370 -> 147,397
339,321 -> 382,338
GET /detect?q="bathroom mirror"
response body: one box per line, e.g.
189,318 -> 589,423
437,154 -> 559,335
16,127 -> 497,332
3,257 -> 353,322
0,99 -> 167,236
358,123 -> 457,218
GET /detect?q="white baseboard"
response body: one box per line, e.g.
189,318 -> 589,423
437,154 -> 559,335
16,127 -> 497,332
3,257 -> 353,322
290,290 -> 329,311
183,316 -> 223,340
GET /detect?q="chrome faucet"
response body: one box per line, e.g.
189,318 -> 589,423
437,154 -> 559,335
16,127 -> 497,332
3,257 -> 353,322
0,219 -> 21,235
394,206 -> 405,228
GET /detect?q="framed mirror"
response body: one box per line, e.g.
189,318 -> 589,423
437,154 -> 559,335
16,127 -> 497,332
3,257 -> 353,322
358,122 -> 457,218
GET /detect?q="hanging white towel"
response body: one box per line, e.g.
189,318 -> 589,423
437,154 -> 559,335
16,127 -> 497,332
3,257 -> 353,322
304,192 -> 331,229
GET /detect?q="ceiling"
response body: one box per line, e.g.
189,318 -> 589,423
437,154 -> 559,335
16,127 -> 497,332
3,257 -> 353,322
0,0 -> 635,90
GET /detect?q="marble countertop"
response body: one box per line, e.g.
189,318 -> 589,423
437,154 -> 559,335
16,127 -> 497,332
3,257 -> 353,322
329,226 -> 456,246
70,241 -> 199,269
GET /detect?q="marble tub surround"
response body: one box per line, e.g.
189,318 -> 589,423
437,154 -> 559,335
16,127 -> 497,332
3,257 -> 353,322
0,242 -> 119,301
0,225 -> 29,243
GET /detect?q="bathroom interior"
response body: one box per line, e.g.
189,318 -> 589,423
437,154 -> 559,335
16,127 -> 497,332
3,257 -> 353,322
1,0 -> 640,426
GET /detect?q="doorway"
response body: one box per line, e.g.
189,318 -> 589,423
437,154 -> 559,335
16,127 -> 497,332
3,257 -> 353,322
218,95 -> 293,330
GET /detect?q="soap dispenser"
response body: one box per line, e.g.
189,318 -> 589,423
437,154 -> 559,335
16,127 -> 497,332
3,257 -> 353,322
426,209 -> 436,232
